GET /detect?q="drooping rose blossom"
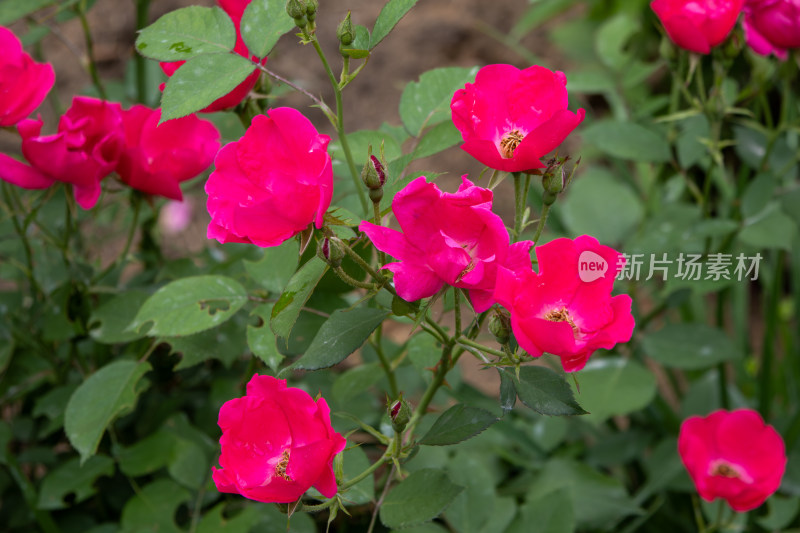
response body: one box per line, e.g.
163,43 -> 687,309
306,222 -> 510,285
117,105 -> 220,200
0,26 -> 55,127
213,374 -> 346,503
205,107 -> 333,247
450,64 -> 585,173
743,0 -> 800,59
0,96 -> 123,209
359,176 -> 534,312
650,0 -> 745,54
494,235 -> 634,372
679,409 -> 786,512
160,0 -> 263,112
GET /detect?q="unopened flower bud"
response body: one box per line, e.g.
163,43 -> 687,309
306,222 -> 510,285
305,0 -> 318,20
389,395 -> 412,433
337,12 -> 355,46
286,0 -> 306,19
489,313 -> 511,345
542,165 -> 565,195
317,236 -> 345,268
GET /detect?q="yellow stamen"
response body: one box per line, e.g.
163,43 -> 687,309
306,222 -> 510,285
544,307 -> 578,333
499,130 -> 525,158
711,463 -> 739,479
275,449 -> 291,481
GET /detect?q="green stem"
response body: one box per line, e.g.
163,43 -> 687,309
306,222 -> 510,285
333,266 -> 378,290
76,0 -> 107,100
715,292 -> 729,410
456,337 -> 506,358
453,289 -> 462,337
373,327 -> 399,398
310,38 -> 368,214
532,202 -> 552,244
134,0 -> 151,103
341,243 -> 396,296
512,173 -> 531,241
2,183 -> 42,298
405,345 -> 452,437
340,449 -> 390,491
93,193 -> 141,283
758,251 -> 784,418
423,315 -> 449,344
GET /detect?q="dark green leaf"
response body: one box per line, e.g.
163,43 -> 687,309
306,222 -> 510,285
166,317 -> 247,370
197,503 -> 263,533
120,479 -> 190,533
581,120 -> 671,162
0,0 -> 54,25
65,360 -> 151,462
244,239 -> 299,293
37,455 -> 115,510
168,437 -> 207,489
240,0 -> 294,58
757,495 -> 800,531
739,202 -> 797,250
595,14 -> 639,70
507,366 -> 587,416
413,121 -> 462,159
129,275 -> 247,337
399,67 -> 477,136
161,53 -> 256,121
288,307 -> 389,371
342,446 -> 375,505
370,0 -> 419,49
88,290 -> 150,344
380,469 -> 464,529
445,451 -> 495,533
569,357 -> 656,424
116,430 -> 174,477
419,404 -> 498,446
642,323 -> 742,369
247,304 -> 284,371
507,488 -> 574,533
0,421 -> 10,465
270,257 -> 328,339
332,362 -> 384,403
498,369 -> 516,414
135,6 -> 236,61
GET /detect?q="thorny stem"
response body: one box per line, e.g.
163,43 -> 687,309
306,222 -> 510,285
340,448 -> 390,491
453,289 -> 462,337
341,243 -> 397,296
373,327 -> 399,398
456,337 -> 506,359
2,183 -> 42,299
531,202 -> 552,244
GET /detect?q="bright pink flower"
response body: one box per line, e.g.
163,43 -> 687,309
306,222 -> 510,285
160,0 -> 263,112
743,0 -> 800,59
159,200 -> 193,235
212,374 -> 346,503
494,235 -> 634,372
117,105 -> 220,200
450,64 -> 585,173
359,176 -> 534,312
0,27 -> 55,127
679,409 -> 786,512
0,96 -> 123,209
650,0 -> 745,54
205,107 -> 333,247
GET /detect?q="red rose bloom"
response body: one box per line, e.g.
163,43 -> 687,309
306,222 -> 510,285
494,235 -> 634,372
212,375 -> 347,503
0,26 -> 55,127
651,0 -> 745,54
117,105 -> 220,200
743,0 -> 800,59
450,64 -> 585,173
679,409 -> 786,512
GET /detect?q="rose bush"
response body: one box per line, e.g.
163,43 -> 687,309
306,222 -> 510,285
212,374 -> 347,503
359,176 -> 534,312
679,409 -> 787,512
0,26 -> 55,127
494,235 -> 635,372
650,0 -> 745,54
450,64 -> 584,173
205,107 -> 333,247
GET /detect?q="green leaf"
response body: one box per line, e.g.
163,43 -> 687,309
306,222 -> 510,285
595,14 -> 639,70
581,120 -> 671,162
244,239 -> 299,293
287,307 -> 389,371
135,6 -> 236,61
527,459 -> 641,528
342,25 -> 371,58
88,290 -> 150,344
166,317 -> 247,370
341,446 -> 375,505
757,495 -> 800,531
116,430 -> 174,477
419,404 -> 498,446
380,469 -> 464,529
0,421 -> 11,465
168,437 -> 207,489
332,362 -> 384,403
739,202 -> 797,250
506,366 -> 587,416
129,275 -> 247,337
407,333 -> 442,379
412,121 -> 463,159
161,53 -> 256,121
270,257 -> 329,339
741,174 -> 775,219
445,451 -> 496,533
0,0 -> 54,25
507,488 -> 574,533
370,0 -> 419,49
240,0 -> 294,58
569,357 -> 656,424
560,168 -> 643,243
197,503 -> 263,533
65,360 -> 151,463
247,304 -> 284,371
120,479 -> 190,533
676,114 -> 710,168
37,455 -> 115,510
642,323 -> 742,369
399,67 -> 477,136
329,129 -> 402,167
498,369 -> 516,414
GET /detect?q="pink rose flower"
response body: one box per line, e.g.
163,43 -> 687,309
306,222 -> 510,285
494,235 -> 634,372
650,0 -> 745,54
359,176 -> 534,312
116,105 -> 220,200
0,96 -> 123,209
205,107 -> 333,247
159,200 -> 193,235
212,374 -> 347,503
450,64 -> 585,173
160,0 -> 263,112
679,409 -> 786,512
743,0 -> 800,59
0,27 -> 55,127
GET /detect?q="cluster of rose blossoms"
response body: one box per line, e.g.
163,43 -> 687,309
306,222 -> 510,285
0,0 -> 788,516
651,0 -> 800,57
